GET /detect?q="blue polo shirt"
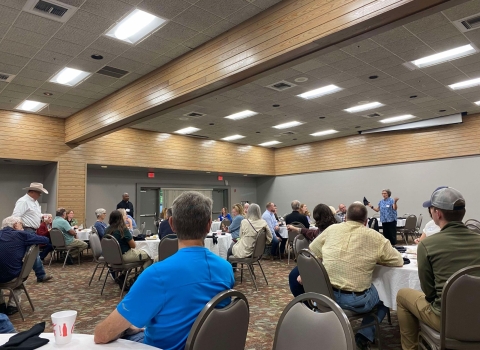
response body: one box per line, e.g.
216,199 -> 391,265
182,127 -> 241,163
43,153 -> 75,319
379,197 -> 397,223
117,246 -> 234,350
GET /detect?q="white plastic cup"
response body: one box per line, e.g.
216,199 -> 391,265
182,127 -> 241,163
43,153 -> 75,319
146,230 -> 151,236
216,230 -> 222,235
51,310 -> 77,345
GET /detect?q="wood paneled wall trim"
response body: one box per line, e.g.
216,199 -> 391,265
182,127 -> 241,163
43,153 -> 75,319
64,0 -> 454,144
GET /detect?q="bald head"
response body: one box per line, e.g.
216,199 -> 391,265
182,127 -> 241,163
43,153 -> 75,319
346,203 -> 368,223
122,193 -> 130,201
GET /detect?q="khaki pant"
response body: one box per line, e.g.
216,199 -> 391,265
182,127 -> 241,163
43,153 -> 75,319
397,288 -> 441,350
122,249 -> 152,270
67,239 -> 88,258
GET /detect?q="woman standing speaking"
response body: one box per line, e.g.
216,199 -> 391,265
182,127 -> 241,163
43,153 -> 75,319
368,189 -> 399,245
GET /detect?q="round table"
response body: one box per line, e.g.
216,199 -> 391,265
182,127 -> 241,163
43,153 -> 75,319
76,229 -> 92,241
278,226 -> 288,238
0,333 -> 159,349
210,221 -> 222,232
135,239 -> 160,260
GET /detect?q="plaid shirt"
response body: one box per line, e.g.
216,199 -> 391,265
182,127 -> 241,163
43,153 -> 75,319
309,221 -> 403,292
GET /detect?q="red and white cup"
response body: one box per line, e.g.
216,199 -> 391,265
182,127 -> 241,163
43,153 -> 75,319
51,310 -> 77,345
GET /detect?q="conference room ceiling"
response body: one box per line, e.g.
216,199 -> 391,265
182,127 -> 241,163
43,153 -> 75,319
130,0 -> 480,148
0,0 -> 282,117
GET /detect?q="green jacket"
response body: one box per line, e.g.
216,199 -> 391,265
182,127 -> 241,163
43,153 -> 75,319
418,221 -> 480,316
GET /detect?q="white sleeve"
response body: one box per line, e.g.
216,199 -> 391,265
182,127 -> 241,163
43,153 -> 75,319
12,200 -> 27,217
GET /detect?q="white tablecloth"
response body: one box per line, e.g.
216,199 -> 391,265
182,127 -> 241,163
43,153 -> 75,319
372,262 -> 421,310
135,239 -> 160,260
76,229 -> 92,241
378,218 -> 406,227
210,221 -> 221,232
278,226 -> 288,238
0,333 -> 159,349
204,233 -> 232,259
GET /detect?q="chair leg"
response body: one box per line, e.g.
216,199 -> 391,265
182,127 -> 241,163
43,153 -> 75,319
89,263 -> 102,286
257,261 -> 268,285
120,269 -> 131,298
374,315 -> 382,350
98,264 -> 106,281
48,249 -> 56,267
240,263 -> 243,283
387,307 -> 392,325
100,269 -> 109,295
21,283 -> 35,312
8,288 -> 25,322
78,250 -> 81,265
247,264 -> 258,291
62,250 -> 71,268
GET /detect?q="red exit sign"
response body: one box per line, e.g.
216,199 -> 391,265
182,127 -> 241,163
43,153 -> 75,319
217,175 -> 223,181
148,172 -> 155,178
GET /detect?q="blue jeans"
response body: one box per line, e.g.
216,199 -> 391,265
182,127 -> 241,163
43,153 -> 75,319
333,284 -> 387,343
271,233 -> 286,256
289,266 -> 305,297
39,243 -> 54,260
0,314 -> 15,333
33,255 -> 46,280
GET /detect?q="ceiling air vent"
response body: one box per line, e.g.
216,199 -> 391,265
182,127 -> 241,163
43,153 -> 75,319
280,131 -> 297,136
23,0 -> 78,23
0,72 -> 15,83
183,111 -> 206,118
96,66 -> 130,79
362,112 -> 383,118
186,134 -> 209,139
453,13 -> 480,32
266,80 -> 297,92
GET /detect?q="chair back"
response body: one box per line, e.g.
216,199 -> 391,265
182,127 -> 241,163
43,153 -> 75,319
416,214 -> 423,230
287,229 -> 297,244
290,221 -> 306,229
465,219 -> 480,226
20,245 -> 40,281
404,215 -> 417,230
50,228 -> 67,248
89,232 -> 103,260
297,249 -> 334,299
158,234 -> 178,261
273,292 -> 355,350
252,229 -> 267,260
91,225 -> 98,235
293,234 -> 309,260
442,265 -> 480,345
185,290 -> 249,350
140,222 -> 146,234
101,234 -> 124,265
466,223 -> 480,234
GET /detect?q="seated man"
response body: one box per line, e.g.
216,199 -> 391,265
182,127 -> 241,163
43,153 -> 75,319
307,202 -> 403,349
397,187 -> 480,350
52,208 -> 88,265
284,200 -> 310,228
0,216 -> 49,316
262,202 -> 286,257
94,191 -> 234,350
158,208 -> 174,239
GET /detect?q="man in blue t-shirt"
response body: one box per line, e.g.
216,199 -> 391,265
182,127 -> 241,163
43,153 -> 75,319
94,191 -> 235,350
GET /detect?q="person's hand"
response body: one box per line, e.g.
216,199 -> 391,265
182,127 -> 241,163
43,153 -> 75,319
275,225 -> 279,231
287,225 -> 295,232
367,202 -> 371,206
414,238 -> 420,244
297,275 -> 303,285
394,197 -> 399,202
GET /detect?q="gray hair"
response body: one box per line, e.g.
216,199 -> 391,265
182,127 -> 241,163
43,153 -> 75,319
95,208 -> 106,218
382,189 -> 392,197
246,203 -> 262,221
171,191 -> 212,240
2,216 -> 22,229
291,200 -> 301,210
347,203 -> 368,223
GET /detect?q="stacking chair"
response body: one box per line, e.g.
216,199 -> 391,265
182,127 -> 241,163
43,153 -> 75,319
140,222 -> 146,235
88,232 -> 107,286
414,214 -> 423,239
286,222 -> 306,264
100,234 -> 144,297
419,265 -> 480,350
293,234 -> 310,261
297,249 -> 389,349
228,230 -> 268,291
465,220 -> 480,234
158,234 -> 178,261
0,245 -> 39,321
398,215 -> 417,244
49,228 -> 81,267
185,290 -> 249,350
273,292 -> 356,350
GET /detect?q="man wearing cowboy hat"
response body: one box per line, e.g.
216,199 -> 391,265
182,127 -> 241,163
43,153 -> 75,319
12,183 -> 53,283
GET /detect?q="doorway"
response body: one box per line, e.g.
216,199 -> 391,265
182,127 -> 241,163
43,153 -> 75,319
212,189 -> 228,219
138,187 -> 160,234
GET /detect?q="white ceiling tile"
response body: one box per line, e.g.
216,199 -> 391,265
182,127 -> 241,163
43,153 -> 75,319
0,63 -> 21,75
4,27 -> 50,48
154,22 -> 198,44
108,56 -> 143,72
195,0 -> 247,19
355,47 -> 392,63
395,46 -> 436,61
121,47 -> 158,64
175,6 -> 222,31
43,38 -> 85,57
163,45 -> 192,58
428,35 -> 471,52
0,52 -> 30,67
17,69 -> 52,81
133,64 -> 157,75
137,35 -> 177,54
340,39 -> 379,55
138,0 -> 192,19
150,55 -> 173,66
60,93 -> 87,103
10,76 -> 43,88
372,26 -> 412,45
13,12 -> 62,36
0,40 -> 39,58
0,0 -> 27,10
68,57 -> 105,72
226,3 -> 262,25
0,5 -> 20,25
202,20 -> 236,37
442,0 -> 480,21
89,37 -> 130,56
382,35 -> 425,54
404,12 -> 451,34
183,33 -> 212,49
67,9 -> 114,34
3,83 -> 36,94
85,73 -> 118,87
54,25 -> 100,47
416,23 -> 461,44
34,50 -> 74,66
81,0 -> 133,21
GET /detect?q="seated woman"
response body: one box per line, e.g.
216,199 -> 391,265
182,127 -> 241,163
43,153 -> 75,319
227,204 -> 244,241
66,209 -> 78,228
118,209 -> 134,231
105,210 -> 152,286
218,207 -> 232,222
36,214 -> 54,261
94,208 -> 108,239
287,203 -> 337,297
227,203 -> 272,260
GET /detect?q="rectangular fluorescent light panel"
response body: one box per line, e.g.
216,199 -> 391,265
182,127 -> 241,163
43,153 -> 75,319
310,129 -> 338,137
273,121 -> 303,129
225,110 -> 258,120
344,102 -> 384,113
174,127 -> 200,134
49,67 -> 91,86
221,135 -> 245,141
475,101 -> 480,105
411,44 -> 476,68
379,114 -> 416,123
105,9 -> 167,44
297,84 -> 342,99
259,141 -> 281,147
449,77 -> 480,90
15,100 -> 48,112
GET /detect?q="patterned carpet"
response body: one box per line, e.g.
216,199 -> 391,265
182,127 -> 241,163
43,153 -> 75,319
6,252 -> 403,349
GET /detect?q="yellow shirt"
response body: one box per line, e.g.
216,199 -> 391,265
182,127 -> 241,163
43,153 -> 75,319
309,221 -> 403,292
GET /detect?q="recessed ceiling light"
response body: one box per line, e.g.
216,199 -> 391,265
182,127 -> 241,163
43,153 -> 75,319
297,84 -> 342,99
344,102 -> 384,113
221,134 -> 245,141
475,101 -> 480,106
105,9 -> 167,44
43,92 -> 53,96
319,116 -> 326,119
259,141 -> 281,147
15,100 -> 48,112
379,114 -> 416,123
310,129 -> 338,137
225,110 -> 258,120
294,77 -> 308,83
369,75 -> 378,79
209,123 -> 214,125
256,131 -> 261,133
174,127 -> 200,134
91,54 -> 103,60
410,95 -> 417,99
410,44 -> 476,68
101,165 -> 108,168
49,67 -> 91,86
273,121 -> 303,129
439,109 -> 446,112
449,77 -> 480,90
272,104 -> 280,107
355,126 -> 361,128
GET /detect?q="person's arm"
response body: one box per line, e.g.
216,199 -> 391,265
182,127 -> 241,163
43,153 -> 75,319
229,217 -> 242,239
368,202 -> 380,212
264,224 -> 273,244
94,309 -> 131,344
308,231 -> 326,259
377,239 -> 403,267
300,227 -> 319,242
417,242 -> 436,301
125,229 -> 135,248
414,232 -> 427,244
20,230 -> 50,245
12,201 -> 28,217
392,197 -> 399,211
